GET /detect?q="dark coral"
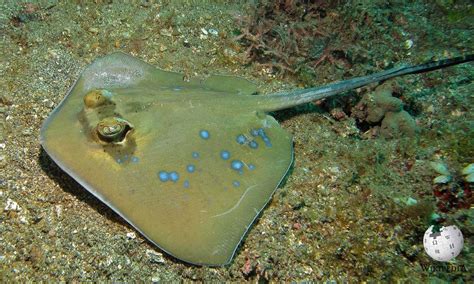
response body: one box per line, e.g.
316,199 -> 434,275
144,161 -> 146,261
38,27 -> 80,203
351,84 -> 419,139
234,0 -> 348,79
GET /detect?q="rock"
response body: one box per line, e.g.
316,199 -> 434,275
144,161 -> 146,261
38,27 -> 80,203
126,232 -> 136,239
146,249 -> 165,264
5,198 -> 21,212
380,110 -> 418,138
330,107 -> 347,120
352,85 -> 403,123
352,84 -> 418,139
366,87 -> 403,123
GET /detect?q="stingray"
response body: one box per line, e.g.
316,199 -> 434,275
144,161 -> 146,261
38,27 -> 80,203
40,52 -> 473,266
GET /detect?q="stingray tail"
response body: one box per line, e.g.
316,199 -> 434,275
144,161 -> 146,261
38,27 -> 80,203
259,54 -> 473,112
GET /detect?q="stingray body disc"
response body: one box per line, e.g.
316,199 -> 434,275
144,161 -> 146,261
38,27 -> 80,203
40,52 -> 293,266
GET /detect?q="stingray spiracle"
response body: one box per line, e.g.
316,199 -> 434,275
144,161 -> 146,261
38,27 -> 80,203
95,117 -> 133,143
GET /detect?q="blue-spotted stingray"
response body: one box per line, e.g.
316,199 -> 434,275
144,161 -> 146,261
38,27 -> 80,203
40,52 -> 473,266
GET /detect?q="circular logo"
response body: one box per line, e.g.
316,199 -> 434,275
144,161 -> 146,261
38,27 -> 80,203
423,225 -> 464,262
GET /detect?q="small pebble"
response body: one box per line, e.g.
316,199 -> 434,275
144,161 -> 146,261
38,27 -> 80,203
21,129 -> 32,136
146,249 -> 165,264
405,197 -> 417,206
88,27 -> 99,34
208,28 -> 218,36
159,44 -> 167,52
19,216 -> 28,224
5,198 -> 21,212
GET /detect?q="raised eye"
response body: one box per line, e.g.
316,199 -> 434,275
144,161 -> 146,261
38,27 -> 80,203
95,117 -> 132,143
83,89 -> 111,108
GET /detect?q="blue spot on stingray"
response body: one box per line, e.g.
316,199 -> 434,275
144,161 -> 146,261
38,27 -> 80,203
116,158 -> 123,164
187,164 -> 195,173
158,171 -> 169,182
249,141 -> 258,149
192,152 -> 200,159
233,180 -> 241,187
236,134 -> 246,145
220,150 -> 230,160
248,164 -> 256,170
170,171 -> 180,182
249,128 -> 272,147
263,136 -> 272,147
199,130 -> 210,140
231,160 -> 244,171
131,156 -> 139,163
183,180 -> 190,188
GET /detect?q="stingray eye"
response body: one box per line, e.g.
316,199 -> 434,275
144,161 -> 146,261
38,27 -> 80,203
83,89 -> 111,108
95,117 -> 132,143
